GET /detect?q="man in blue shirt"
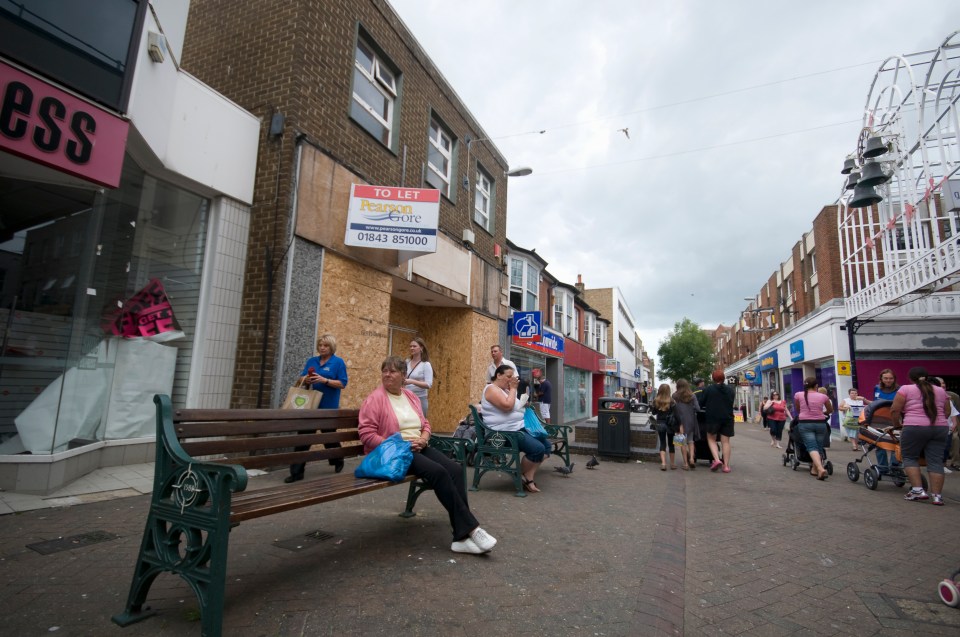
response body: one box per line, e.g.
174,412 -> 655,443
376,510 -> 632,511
537,374 -> 553,423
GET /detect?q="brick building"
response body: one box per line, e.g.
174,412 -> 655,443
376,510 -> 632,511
182,0 -> 519,429
718,205 -> 850,421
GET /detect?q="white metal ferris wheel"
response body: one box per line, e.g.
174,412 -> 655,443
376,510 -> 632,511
838,31 -> 960,320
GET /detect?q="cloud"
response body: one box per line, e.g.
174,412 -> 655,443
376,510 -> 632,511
388,0 -> 960,367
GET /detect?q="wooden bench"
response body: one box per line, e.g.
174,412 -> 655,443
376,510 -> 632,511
112,394 -> 470,637
468,404 -> 572,497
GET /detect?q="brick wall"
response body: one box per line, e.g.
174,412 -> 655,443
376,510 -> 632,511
183,0 -> 513,407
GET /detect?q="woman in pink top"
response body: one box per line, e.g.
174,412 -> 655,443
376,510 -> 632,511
793,377 -> 833,480
890,367 -> 952,506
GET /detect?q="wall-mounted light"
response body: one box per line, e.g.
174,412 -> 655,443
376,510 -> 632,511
147,31 -> 167,64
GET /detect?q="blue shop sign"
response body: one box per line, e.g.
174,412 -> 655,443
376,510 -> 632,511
759,350 -> 779,371
790,340 -> 805,363
753,364 -> 762,386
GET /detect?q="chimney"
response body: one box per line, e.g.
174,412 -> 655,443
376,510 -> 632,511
575,273 -> 585,294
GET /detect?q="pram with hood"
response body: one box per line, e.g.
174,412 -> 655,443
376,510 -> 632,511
845,399 -> 928,491
782,415 -> 834,475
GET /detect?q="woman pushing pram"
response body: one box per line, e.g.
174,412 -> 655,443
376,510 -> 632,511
845,399 -> 927,491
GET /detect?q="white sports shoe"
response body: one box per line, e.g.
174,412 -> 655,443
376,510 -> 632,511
451,537 -> 485,554
469,527 -> 497,552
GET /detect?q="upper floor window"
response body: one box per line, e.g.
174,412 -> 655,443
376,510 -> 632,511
509,257 -> 539,312
474,168 -> 494,231
553,289 -> 574,336
351,37 -> 398,146
584,313 -> 596,346
596,323 -> 607,353
426,117 -> 453,196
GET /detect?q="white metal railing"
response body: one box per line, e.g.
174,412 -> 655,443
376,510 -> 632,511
845,237 -> 960,317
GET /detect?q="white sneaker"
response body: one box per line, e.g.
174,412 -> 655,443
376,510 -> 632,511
451,537 -> 485,554
469,527 -> 497,552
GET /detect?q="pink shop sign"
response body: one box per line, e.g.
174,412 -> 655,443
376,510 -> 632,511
1,60 -> 129,188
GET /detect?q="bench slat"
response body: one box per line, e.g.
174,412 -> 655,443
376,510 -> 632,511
174,408 -> 359,423
204,446 -> 359,470
229,474 -> 416,522
174,418 -> 359,438
180,430 -> 359,456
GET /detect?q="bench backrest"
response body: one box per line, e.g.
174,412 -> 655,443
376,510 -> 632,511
173,407 -> 362,470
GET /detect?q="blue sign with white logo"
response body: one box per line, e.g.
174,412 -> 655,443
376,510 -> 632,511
790,340 -> 805,363
634,368 -> 642,378
511,311 -> 541,341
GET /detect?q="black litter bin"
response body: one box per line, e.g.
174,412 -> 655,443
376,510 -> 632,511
597,397 -> 631,458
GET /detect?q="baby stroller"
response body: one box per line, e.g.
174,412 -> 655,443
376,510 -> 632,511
782,418 -> 834,475
846,399 -> 927,491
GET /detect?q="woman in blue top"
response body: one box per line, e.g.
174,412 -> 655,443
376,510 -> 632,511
872,369 -> 899,473
286,333 -> 349,482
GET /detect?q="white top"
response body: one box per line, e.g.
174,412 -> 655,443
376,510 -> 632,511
480,384 -> 525,431
486,357 -> 517,383
405,359 -> 433,399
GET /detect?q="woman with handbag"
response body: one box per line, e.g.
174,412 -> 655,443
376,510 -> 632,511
480,364 -> 550,493
765,392 -> 788,449
404,337 -> 434,417
285,333 -> 349,482
651,383 -> 681,471
672,379 -> 699,470
358,356 -> 497,554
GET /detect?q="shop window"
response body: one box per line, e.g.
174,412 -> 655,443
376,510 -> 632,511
0,158 -> 208,451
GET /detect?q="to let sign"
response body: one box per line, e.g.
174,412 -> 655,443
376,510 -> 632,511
1,60 -> 129,188
345,184 -> 440,253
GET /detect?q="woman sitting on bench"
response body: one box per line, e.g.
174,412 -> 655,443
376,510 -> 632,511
480,364 -> 550,493
358,356 -> 498,555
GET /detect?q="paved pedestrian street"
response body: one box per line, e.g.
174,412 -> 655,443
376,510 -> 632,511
1,423 -> 957,636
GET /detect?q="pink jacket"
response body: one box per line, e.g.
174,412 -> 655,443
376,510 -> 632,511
357,385 -> 432,454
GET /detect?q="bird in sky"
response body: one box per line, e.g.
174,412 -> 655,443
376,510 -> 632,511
617,127 -> 630,139
586,455 -> 599,469
554,462 -> 575,476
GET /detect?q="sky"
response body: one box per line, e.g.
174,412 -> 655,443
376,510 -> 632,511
387,0 -> 960,367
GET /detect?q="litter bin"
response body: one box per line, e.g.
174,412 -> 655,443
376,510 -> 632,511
597,396 -> 631,458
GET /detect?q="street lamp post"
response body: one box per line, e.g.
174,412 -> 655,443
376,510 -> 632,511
462,136 -> 533,192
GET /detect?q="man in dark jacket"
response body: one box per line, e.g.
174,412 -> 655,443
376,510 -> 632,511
700,370 -> 736,473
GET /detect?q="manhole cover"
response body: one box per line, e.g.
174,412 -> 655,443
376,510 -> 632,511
274,530 -> 335,552
27,530 -> 119,555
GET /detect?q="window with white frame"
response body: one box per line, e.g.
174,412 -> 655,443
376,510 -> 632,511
474,167 -> 493,230
509,257 -> 539,312
596,323 -> 607,353
525,262 -> 538,310
584,312 -> 596,346
553,289 -> 574,336
426,117 -> 453,196
350,37 -> 398,146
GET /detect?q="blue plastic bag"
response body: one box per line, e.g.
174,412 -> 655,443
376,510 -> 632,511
523,406 -> 548,437
354,433 -> 414,482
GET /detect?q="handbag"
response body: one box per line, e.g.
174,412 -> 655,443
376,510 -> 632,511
281,377 -> 321,410
354,433 -> 414,482
523,405 -> 548,437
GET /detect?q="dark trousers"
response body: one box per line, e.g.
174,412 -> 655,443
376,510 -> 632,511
288,439 -> 342,478
409,446 -> 478,541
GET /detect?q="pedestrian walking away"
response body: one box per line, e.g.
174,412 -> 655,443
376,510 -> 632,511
700,370 -> 736,473
890,367 -> 951,506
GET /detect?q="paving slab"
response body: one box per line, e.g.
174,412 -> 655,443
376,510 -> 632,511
0,423 -> 957,635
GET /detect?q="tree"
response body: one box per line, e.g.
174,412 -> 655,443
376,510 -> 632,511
656,318 -> 715,383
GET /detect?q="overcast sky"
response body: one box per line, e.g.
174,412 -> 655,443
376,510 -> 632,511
388,0 -> 960,366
